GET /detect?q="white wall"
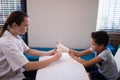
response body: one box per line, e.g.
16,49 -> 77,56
27,0 -> 98,49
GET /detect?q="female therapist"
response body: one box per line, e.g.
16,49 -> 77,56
0,11 -> 61,80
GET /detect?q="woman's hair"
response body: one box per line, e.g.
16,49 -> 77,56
0,11 -> 28,37
91,31 -> 109,47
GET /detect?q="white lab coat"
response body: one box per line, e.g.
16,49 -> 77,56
0,30 -> 29,80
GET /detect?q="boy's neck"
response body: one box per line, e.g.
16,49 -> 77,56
98,47 -> 107,54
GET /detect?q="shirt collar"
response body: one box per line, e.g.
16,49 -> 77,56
3,30 -> 20,39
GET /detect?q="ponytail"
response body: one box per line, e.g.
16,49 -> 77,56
0,22 -> 8,37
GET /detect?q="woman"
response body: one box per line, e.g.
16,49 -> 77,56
0,11 -> 61,80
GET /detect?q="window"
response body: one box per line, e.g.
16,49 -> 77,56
96,0 -> 120,32
0,0 -> 26,26
0,0 -> 28,44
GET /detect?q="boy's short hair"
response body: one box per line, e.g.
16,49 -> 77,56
91,31 -> 109,47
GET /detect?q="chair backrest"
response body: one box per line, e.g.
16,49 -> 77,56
114,48 -> 120,76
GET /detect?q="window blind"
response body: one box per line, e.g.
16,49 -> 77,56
0,0 -> 26,27
96,0 -> 120,32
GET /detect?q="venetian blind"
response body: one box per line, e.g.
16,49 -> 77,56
96,0 -> 120,32
0,0 -> 26,27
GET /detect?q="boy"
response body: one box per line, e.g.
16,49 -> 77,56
57,31 -> 119,80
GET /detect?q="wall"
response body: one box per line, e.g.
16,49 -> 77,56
27,0 -> 98,49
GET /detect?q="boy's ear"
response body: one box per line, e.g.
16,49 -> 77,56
100,44 -> 105,48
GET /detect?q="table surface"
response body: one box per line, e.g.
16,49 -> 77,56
36,53 -> 90,80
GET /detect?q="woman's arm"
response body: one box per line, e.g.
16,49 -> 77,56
23,52 -> 61,71
25,48 -> 57,56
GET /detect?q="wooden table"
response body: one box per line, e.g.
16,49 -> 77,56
36,52 -> 90,80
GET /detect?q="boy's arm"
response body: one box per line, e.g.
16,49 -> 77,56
69,52 -> 103,67
69,49 -> 91,57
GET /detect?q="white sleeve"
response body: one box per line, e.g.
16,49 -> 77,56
2,42 -> 29,71
22,40 -> 29,51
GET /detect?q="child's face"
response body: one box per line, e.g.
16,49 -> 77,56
91,38 -> 104,53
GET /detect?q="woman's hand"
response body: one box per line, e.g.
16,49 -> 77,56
47,49 -> 57,56
52,51 -> 62,61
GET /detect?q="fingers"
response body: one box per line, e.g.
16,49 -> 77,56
53,52 -> 62,61
56,42 -> 69,53
56,42 -> 63,53
48,49 -> 57,56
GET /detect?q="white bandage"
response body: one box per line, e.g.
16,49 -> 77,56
56,44 -> 63,52
56,42 -> 69,53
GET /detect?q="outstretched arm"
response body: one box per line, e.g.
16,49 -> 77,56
25,48 -> 57,56
56,42 -> 92,57
23,51 -> 62,71
69,49 -> 91,57
69,52 -> 102,67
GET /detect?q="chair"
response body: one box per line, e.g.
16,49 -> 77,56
114,48 -> 120,79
